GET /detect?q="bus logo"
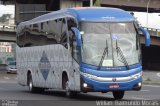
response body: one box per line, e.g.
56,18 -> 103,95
38,51 -> 51,80
112,78 -> 117,82
112,34 -> 119,41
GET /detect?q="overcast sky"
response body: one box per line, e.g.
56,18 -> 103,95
0,5 -> 15,17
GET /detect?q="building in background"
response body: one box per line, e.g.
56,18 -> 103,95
0,42 -> 12,52
0,42 -> 15,64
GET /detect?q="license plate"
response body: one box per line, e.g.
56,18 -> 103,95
109,84 -> 119,88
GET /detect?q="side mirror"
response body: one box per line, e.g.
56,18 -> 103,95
138,27 -> 150,46
71,27 -> 82,47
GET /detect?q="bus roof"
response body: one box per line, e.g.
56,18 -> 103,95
19,7 -> 135,26
67,7 -> 134,22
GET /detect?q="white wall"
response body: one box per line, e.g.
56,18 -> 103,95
60,0 -> 82,9
134,12 -> 160,29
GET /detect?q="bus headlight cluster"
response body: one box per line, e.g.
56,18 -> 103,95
83,83 -> 88,88
80,72 -> 97,79
131,72 -> 142,79
80,71 -> 142,82
138,82 -> 142,87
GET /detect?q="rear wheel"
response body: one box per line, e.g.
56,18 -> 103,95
28,73 -> 35,93
112,91 -> 125,100
7,71 -> 10,74
28,73 -> 44,93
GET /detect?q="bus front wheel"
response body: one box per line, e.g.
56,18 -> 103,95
62,75 -> 77,98
112,91 -> 125,100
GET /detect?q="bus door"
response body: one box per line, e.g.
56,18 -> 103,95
67,17 -> 80,90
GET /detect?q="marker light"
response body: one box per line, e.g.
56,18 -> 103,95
83,83 -> 88,88
138,82 -> 142,87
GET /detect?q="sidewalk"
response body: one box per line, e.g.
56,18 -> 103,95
143,70 -> 160,85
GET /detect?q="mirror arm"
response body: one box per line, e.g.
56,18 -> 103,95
71,27 -> 82,47
139,27 -> 150,46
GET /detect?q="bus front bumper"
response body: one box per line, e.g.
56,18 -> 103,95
80,74 -> 142,92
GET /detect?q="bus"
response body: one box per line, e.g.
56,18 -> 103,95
16,7 -> 150,99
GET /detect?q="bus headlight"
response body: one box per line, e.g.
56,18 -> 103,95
138,82 -> 142,87
80,72 -> 97,79
83,83 -> 88,88
131,72 -> 142,79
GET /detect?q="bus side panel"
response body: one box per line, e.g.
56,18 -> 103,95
16,46 -> 28,86
17,44 -> 81,91
26,46 -> 45,88
49,45 -> 80,91
69,60 -> 80,91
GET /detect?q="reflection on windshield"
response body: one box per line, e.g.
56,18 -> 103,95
115,40 -> 129,69
98,39 -> 109,70
80,22 -> 140,67
81,22 -> 113,67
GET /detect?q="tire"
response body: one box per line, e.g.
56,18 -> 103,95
28,74 -> 35,93
7,71 -> 10,74
112,91 -> 125,100
28,74 -> 44,93
62,75 -> 77,98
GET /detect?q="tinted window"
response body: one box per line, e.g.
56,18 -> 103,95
8,62 -> 16,65
17,18 -> 68,47
67,17 -> 79,62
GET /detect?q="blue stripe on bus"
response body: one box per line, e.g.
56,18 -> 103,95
67,7 -> 134,22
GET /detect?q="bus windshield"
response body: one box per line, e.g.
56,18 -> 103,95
80,22 -> 140,67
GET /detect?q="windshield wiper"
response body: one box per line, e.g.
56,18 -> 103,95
98,39 -> 108,70
116,40 -> 129,70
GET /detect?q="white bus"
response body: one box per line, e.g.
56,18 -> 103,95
16,7 -> 150,99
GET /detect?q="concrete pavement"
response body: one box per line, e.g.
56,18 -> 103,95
143,70 -> 160,85
0,70 -> 160,106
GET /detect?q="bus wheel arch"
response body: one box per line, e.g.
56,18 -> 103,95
112,90 -> 125,100
62,71 -> 78,97
27,70 -> 35,92
27,71 -> 31,86
27,70 -> 44,93
62,71 -> 68,89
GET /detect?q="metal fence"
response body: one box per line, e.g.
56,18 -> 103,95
0,25 -> 16,32
143,27 -> 160,37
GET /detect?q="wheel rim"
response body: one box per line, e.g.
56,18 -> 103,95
65,81 -> 70,96
29,79 -> 33,91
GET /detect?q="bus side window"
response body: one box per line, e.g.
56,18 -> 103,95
60,32 -> 68,48
17,27 -> 26,47
66,17 -> 79,62
67,18 -> 77,30
60,18 -> 68,48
